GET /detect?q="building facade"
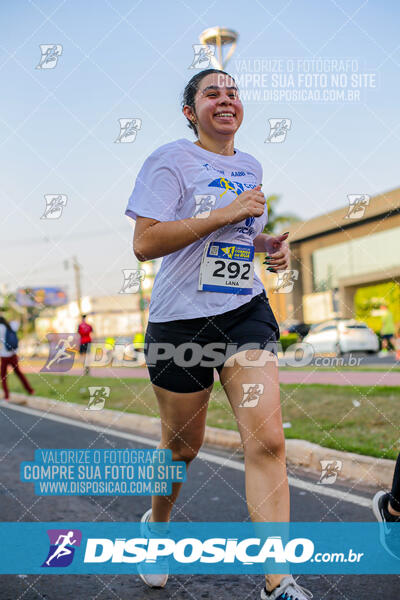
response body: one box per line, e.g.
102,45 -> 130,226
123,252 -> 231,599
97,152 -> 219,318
286,187 -> 400,326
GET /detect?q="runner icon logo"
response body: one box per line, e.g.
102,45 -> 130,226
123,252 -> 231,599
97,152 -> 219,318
36,44 -> 63,69
41,194 -> 68,220
318,460 -> 342,485
188,44 -> 215,69
115,118 -> 142,143
41,333 -> 80,373
86,386 -> 110,411
239,383 -> 265,408
273,270 -> 299,293
193,194 -> 216,218
265,118 -> 292,143
119,269 -> 146,294
42,529 -> 82,567
345,194 -> 370,219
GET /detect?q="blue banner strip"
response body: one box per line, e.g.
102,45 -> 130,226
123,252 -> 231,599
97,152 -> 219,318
1,522 -> 399,574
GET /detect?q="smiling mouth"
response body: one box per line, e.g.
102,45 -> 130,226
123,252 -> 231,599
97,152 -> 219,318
214,112 -> 235,120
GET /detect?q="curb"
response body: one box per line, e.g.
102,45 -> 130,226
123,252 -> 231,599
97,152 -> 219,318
9,393 -> 395,488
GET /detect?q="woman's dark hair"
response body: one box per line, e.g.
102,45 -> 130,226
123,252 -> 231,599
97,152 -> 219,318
181,69 -> 237,137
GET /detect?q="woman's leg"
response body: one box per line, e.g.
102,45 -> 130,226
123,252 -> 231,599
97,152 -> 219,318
149,383 -> 213,524
1,357 -> 10,399
10,354 -> 34,394
220,349 -> 289,592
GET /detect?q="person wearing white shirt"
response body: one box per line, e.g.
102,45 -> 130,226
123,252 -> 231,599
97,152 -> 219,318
125,69 -> 311,600
0,316 -> 34,401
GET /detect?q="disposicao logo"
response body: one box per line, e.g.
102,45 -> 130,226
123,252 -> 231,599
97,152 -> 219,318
83,536 -> 314,564
42,529 -> 82,567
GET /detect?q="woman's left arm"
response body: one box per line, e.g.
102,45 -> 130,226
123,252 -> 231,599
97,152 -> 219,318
253,232 -> 290,271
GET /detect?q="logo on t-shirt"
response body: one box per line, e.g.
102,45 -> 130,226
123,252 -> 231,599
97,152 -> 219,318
202,163 -> 225,175
231,170 -> 257,179
208,177 -> 257,198
206,179 -> 259,235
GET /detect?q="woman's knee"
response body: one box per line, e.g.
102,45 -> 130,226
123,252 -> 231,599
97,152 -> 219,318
163,435 -> 204,463
244,426 -> 286,461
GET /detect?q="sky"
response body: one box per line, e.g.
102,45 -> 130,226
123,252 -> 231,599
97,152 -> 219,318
1,0 -> 399,300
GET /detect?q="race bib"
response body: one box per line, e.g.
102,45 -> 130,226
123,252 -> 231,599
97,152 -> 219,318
198,241 -> 254,294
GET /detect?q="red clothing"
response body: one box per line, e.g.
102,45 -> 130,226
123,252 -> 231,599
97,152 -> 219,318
78,322 -> 93,344
1,354 -> 34,399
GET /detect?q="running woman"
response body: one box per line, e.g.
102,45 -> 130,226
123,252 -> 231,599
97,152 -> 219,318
125,69 -> 312,600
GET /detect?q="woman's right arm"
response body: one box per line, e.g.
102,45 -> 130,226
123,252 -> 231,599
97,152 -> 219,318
133,186 -> 265,261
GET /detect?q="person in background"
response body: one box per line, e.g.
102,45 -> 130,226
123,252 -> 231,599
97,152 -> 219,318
395,322 -> 400,362
0,316 -> 35,403
77,314 -> 93,376
380,303 -> 395,355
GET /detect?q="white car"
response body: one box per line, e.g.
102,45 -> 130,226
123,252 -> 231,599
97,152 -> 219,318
303,319 -> 379,355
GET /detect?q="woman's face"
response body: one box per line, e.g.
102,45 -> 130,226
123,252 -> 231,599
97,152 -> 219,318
189,72 -> 244,138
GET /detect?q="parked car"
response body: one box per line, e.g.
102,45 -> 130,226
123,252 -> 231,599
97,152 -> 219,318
281,321 -> 311,340
302,319 -> 379,355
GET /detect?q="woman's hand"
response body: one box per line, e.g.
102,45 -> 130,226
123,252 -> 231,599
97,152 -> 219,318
263,232 -> 290,272
222,185 -> 265,225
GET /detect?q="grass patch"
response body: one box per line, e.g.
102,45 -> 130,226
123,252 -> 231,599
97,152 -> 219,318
6,374 -> 400,460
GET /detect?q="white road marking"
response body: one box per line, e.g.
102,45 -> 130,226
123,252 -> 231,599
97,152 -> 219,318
2,401 -> 372,508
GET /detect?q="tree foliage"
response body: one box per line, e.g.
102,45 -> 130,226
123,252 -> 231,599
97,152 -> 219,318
262,194 -> 300,234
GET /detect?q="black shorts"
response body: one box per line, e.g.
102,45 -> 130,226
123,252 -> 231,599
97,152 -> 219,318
382,334 -> 394,341
79,343 -> 89,354
144,290 -> 280,393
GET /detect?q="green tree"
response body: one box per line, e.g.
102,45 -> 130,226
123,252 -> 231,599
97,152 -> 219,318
262,194 -> 300,234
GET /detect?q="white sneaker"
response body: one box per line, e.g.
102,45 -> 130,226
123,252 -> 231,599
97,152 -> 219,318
260,576 -> 313,599
137,508 -> 169,588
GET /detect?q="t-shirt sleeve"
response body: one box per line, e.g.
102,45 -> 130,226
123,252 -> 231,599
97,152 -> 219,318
125,151 -> 182,222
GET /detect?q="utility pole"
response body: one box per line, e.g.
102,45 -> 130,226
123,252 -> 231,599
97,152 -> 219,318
72,256 -> 82,315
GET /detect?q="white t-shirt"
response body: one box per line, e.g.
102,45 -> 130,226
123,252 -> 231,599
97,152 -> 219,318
125,138 -> 268,322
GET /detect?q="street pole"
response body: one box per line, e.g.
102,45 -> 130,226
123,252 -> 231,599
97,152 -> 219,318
72,256 -> 82,315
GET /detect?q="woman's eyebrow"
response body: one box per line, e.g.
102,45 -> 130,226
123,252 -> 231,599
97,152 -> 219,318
201,85 -> 238,93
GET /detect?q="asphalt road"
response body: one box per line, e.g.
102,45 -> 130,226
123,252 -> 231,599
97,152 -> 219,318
0,404 -> 397,599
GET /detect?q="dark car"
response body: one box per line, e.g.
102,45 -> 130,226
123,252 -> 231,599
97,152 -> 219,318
281,322 -> 311,340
